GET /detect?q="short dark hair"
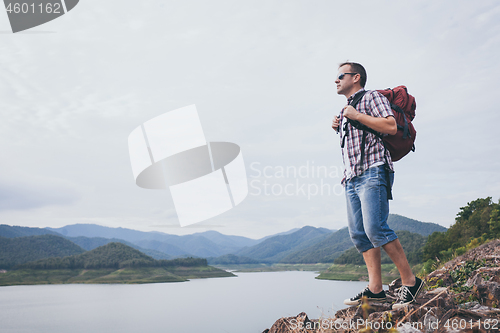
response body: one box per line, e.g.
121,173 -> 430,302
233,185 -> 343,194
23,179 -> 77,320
339,62 -> 367,88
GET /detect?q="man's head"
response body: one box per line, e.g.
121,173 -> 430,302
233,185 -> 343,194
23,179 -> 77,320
335,62 -> 367,97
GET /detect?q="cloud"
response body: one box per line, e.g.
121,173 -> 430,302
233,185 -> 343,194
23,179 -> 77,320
0,0 -> 499,236
0,176 -> 80,211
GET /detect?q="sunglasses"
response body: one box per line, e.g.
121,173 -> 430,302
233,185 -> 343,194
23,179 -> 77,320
337,72 -> 358,80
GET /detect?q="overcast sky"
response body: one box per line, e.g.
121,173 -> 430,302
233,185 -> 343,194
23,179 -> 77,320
0,0 -> 499,239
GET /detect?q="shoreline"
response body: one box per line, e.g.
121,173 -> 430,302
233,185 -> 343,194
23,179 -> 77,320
0,266 -> 235,287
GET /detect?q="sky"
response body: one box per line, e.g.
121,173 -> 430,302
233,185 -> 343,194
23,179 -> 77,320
0,0 -> 499,239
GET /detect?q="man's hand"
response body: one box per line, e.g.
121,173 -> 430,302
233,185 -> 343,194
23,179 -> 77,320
342,105 -> 397,135
332,115 -> 340,132
343,105 -> 359,121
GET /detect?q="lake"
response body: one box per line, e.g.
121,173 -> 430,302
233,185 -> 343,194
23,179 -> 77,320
0,271 -> 368,333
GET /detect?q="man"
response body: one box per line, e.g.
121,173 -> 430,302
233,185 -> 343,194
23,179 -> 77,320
331,62 -> 423,310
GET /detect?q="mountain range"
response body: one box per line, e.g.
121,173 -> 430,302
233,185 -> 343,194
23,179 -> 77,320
214,214 -> 446,264
0,214 -> 446,267
47,224 -> 262,258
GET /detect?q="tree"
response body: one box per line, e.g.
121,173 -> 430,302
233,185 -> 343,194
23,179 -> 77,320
422,197 -> 500,262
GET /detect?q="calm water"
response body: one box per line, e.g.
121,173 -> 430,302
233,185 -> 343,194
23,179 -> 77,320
0,271 -> 368,333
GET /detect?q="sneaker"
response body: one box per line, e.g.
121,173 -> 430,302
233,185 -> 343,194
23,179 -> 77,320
392,277 -> 424,310
344,286 -> 387,306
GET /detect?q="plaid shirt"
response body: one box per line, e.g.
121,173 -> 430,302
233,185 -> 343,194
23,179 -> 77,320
339,88 -> 394,184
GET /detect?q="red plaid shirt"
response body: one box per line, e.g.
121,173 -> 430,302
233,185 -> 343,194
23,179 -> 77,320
339,89 -> 394,184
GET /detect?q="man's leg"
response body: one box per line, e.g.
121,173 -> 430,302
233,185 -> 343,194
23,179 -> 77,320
362,247 -> 383,294
382,239 -> 415,286
387,238 -> 424,309
352,166 -> 423,308
358,166 -> 396,293
344,176 -> 387,306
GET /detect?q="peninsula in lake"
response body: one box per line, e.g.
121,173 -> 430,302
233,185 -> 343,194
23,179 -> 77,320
0,241 -> 234,286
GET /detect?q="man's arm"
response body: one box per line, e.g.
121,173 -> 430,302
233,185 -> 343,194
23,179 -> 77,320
343,105 -> 397,135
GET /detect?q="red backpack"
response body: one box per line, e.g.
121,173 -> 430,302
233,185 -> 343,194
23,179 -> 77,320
377,86 -> 416,161
345,85 -> 417,162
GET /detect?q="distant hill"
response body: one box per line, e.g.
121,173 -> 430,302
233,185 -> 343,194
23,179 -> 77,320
256,228 -> 301,242
65,236 -> 171,260
278,214 -> 447,264
387,214 -> 446,236
334,230 -> 427,265
189,230 -> 261,249
0,225 -> 61,238
279,227 -> 353,264
234,226 -> 333,263
0,235 -> 85,269
131,239 -> 193,257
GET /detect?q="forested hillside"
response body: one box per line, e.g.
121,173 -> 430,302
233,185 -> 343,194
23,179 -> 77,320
0,235 -> 85,269
66,236 -> 171,259
333,230 -> 426,265
0,225 -> 60,238
235,226 -> 333,263
18,242 -> 207,270
279,215 -> 444,264
386,214 -> 446,236
422,197 -> 500,266
279,227 -> 352,263
1,243 -> 233,286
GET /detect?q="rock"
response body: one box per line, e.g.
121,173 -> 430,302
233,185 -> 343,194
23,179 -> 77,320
474,281 -> 500,307
427,287 -> 448,295
389,277 -> 402,292
266,312 -> 314,333
465,274 -> 483,288
443,240 -> 500,271
422,310 -> 439,333
457,300 -> 500,315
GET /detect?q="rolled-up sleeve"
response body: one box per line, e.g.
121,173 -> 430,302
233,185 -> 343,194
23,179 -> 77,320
369,91 -> 393,118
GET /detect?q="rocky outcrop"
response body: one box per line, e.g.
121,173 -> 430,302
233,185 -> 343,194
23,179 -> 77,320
263,240 -> 500,333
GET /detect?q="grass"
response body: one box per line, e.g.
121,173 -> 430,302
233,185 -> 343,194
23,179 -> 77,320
89,268 -> 186,284
0,269 -> 84,285
0,266 -> 235,286
167,266 -> 235,279
214,263 -> 333,273
316,264 -> 400,285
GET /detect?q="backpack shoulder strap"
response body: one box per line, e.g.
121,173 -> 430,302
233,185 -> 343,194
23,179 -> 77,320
347,90 -> 383,139
349,90 -> 367,108
341,90 -> 367,149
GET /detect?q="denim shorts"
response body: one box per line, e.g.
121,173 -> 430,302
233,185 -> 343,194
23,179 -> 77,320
345,165 -> 397,253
